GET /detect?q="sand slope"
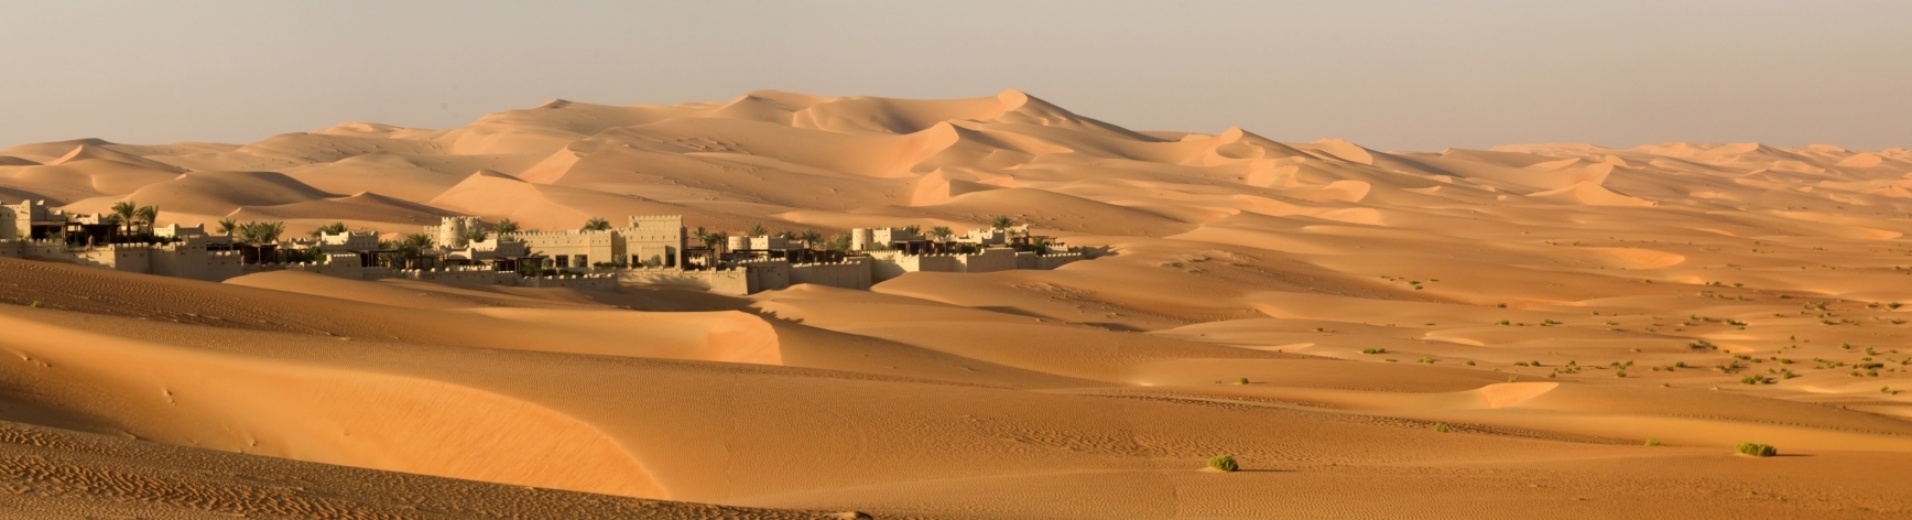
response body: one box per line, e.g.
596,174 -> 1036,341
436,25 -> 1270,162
4,92 -> 1912,518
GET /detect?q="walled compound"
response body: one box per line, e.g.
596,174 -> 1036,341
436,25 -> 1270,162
2,200 -> 1094,295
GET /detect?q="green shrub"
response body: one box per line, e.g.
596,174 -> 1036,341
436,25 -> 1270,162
1434,422 -> 1450,433
1645,438 -> 1661,447
1237,377 -> 1249,385
1361,348 -> 1387,355
1207,455 -> 1239,472
1735,442 -> 1777,457
28,300 -> 43,309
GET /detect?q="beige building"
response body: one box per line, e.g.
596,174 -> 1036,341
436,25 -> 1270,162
625,215 -> 686,268
2,200 -> 71,240
512,215 -> 685,270
317,230 -> 379,253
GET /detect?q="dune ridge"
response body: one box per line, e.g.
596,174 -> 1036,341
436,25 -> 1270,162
4,91 -> 1912,519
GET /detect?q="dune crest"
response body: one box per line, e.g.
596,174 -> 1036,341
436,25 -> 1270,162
6,90 -> 1912,519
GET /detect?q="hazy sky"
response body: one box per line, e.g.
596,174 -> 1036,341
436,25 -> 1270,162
3,1 -> 1908,151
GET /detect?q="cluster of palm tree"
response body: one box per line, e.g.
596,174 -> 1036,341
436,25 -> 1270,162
218,220 -> 287,264
108,200 -> 160,238
494,218 -> 520,236
308,222 -> 348,238
692,226 -> 730,252
378,233 -> 435,269
461,227 -> 490,244
581,217 -> 612,231
233,221 -> 285,246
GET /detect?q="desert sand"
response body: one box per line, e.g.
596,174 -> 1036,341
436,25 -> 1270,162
3,90 -> 1912,518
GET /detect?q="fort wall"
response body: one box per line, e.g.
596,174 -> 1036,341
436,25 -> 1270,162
958,248 -> 1017,273
790,257 -> 873,291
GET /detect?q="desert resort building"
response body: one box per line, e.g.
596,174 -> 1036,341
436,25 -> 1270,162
0,199 -> 1091,296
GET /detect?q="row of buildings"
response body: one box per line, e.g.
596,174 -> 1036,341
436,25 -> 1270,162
2,199 -> 1091,295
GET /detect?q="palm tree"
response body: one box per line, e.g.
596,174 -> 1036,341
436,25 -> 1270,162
134,205 -> 159,233
709,231 -> 729,256
216,218 -> 238,237
747,223 -> 766,237
462,227 -> 490,244
310,221 -> 348,239
902,224 -> 921,237
237,221 -> 285,246
775,229 -> 796,240
110,201 -> 137,235
798,230 -> 823,248
403,233 -> 433,250
494,218 -> 520,237
396,233 -> 434,269
582,217 -> 611,231
929,226 -> 953,253
692,226 -> 710,248
990,215 -> 1013,231
236,221 -> 285,264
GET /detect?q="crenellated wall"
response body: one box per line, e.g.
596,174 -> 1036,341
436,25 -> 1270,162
522,272 -> 619,291
739,259 -> 792,293
617,268 -> 751,295
957,247 -> 1017,273
790,257 -> 873,290
1037,252 -> 1084,270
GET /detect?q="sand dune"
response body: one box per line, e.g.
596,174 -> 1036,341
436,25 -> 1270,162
5,91 -> 1912,518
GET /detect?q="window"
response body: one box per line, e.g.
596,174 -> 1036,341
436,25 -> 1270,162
575,255 -> 588,268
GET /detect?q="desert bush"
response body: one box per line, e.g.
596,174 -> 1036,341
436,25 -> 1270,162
1434,422 -> 1450,433
1361,348 -> 1387,355
1645,438 -> 1661,447
1735,442 -> 1777,457
1237,377 -> 1249,385
1207,455 -> 1239,472
28,300 -> 43,309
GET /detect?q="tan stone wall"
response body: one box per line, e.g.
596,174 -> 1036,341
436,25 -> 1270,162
517,230 -> 621,268
742,259 -> 792,293
958,248 -> 1017,273
523,273 -> 618,291
791,257 -> 872,290
617,269 -> 752,296
1038,252 -> 1085,270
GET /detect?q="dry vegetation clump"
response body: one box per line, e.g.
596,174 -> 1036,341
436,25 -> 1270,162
1206,455 -> 1239,472
1735,442 -> 1777,457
